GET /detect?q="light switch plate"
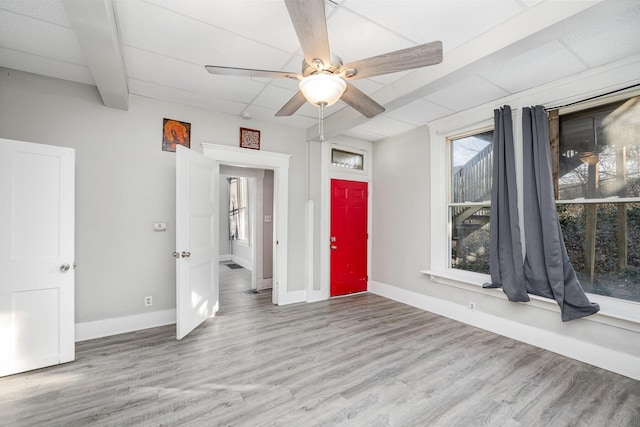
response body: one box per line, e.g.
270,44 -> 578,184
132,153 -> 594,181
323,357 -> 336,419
153,222 -> 167,232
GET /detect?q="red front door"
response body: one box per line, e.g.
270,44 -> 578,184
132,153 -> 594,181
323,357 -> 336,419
330,179 -> 368,297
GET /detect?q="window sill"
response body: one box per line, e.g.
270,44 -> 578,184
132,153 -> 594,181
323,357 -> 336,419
421,269 -> 640,332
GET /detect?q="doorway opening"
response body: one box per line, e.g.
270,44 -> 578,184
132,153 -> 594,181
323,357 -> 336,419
201,142 -> 290,305
218,166 -> 274,309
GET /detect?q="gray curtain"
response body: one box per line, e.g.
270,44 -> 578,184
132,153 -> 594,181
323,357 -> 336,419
484,106 -> 529,302
522,106 -> 600,321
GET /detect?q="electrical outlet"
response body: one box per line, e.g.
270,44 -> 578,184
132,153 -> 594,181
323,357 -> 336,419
468,301 -> 476,312
144,296 -> 153,307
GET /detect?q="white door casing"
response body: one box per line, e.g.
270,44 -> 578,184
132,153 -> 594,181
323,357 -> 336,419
201,143 -> 290,305
0,138 -> 75,377
175,145 -> 219,339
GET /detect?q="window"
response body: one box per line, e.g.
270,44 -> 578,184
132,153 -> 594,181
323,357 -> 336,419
228,177 -> 249,242
449,130 -> 494,274
332,148 -> 364,170
554,95 -> 640,303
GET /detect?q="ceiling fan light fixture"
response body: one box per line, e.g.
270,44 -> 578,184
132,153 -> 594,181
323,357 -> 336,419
298,73 -> 346,107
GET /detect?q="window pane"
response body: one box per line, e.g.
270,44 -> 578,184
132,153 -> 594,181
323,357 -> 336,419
451,131 -> 493,203
558,96 -> 640,200
450,206 -> 490,274
228,177 -> 249,241
558,202 -> 640,303
237,178 -> 249,241
332,149 -> 364,170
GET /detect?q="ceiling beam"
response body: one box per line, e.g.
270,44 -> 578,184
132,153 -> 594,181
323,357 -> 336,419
62,0 -> 129,110
308,0 -> 604,141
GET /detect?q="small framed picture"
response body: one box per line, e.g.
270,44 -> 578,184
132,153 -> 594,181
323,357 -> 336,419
162,118 -> 191,152
240,127 -> 260,150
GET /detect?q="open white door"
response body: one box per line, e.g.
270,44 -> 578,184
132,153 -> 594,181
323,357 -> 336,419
175,145 -> 219,339
0,138 -> 75,377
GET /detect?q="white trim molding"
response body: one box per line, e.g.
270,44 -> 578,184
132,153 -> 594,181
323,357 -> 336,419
369,281 -> 640,381
76,309 -> 176,342
202,143 -> 290,306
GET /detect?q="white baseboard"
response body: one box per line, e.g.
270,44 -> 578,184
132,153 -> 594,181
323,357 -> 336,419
76,309 -> 176,342
369,281 -> 640,380
219,254 -> 231,262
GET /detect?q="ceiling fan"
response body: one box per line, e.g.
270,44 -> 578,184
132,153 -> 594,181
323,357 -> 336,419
205,0 -> 443,125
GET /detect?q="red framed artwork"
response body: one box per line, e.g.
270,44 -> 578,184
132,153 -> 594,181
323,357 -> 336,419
162,118 -> 191,152
240,127 -> 260,150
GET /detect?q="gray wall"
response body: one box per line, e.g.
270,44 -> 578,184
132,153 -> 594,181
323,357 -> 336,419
372,126 -> 431,289
0,68 -> 307,324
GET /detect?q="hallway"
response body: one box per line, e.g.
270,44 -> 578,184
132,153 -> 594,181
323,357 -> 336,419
218,262 -> 273,315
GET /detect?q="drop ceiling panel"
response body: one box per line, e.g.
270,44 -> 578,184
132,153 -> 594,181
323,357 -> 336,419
561,2 -> 640,69
129,78 -> 248,114
242,104 -> 317,129
0,10 -> 86,66
325,7 -> 419,65
0,47 -> 94,85
425,75 -> 510,112
116,1 -> 294,71
479,40 -> 587,94
0,0 -> 71,26
342,127 -> 386,141
124,47 -> 266,103
351,115 -> 416,138
250,84 -> 299,110
341,0 -> 527,50
368,69 -> 411,85
347,78 -> 384,96
144,0 -> 301,54
385,99 -> 455,126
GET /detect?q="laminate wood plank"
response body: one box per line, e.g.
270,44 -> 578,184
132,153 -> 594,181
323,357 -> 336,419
1,263 -> 638,426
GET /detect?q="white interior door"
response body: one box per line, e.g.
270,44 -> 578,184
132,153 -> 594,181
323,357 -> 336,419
0,138 -> 75,377
176,145 -> 219,339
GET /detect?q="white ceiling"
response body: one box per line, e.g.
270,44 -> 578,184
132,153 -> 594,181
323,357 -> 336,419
1,0 -> 639,141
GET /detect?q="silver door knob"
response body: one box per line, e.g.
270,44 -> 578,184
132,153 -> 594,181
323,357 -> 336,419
172,251 -> 181,259
181,251 -> 191,258
60,263 -> 71,272
330,245 -> 337,250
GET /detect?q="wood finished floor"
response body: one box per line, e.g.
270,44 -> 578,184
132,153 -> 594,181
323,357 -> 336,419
1,264 -> 639,427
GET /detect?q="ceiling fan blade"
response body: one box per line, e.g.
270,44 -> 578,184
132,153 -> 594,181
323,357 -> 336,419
205,65 -> 300,80
275,91 -> 308,116
341,83 -> 385,118
340,41 -> 443,80
284,0 -> 331,70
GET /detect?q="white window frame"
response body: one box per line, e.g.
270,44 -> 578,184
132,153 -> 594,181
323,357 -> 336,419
427,82 -> 640,326
447,127 -> 494,273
